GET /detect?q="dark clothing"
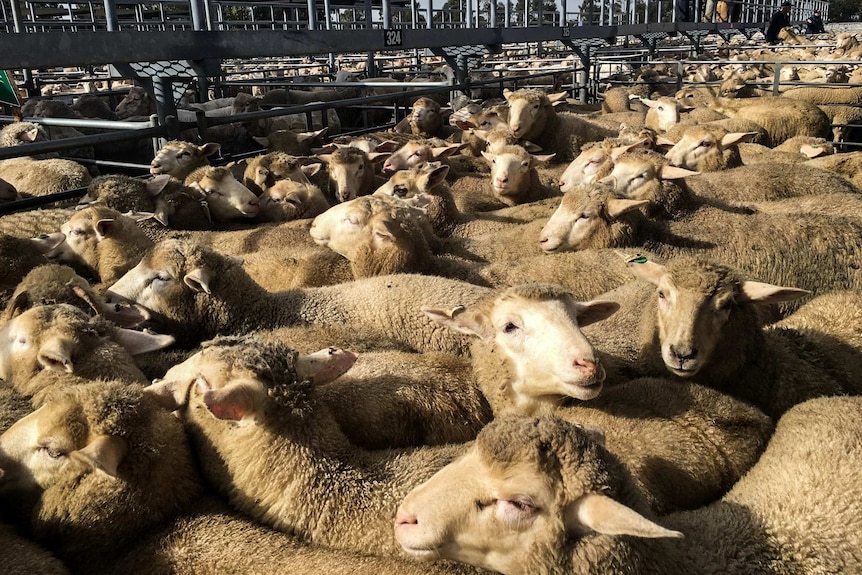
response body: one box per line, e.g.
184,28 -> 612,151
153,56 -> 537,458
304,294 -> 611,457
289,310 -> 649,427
765,9 -> 791,44
805,14 -> 824,33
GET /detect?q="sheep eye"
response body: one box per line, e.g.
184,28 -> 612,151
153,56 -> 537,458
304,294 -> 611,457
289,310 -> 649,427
658,106 -> 665,111
480,121 -> 491,128
178,151 -> 191,158
357,164 -> 364,171
393,186 -> 408,198
40,445 -> 66,459
503,322 -> 519,334
657,290 -> 666,299
152,271 -> 171,283
475,499 -> 492,510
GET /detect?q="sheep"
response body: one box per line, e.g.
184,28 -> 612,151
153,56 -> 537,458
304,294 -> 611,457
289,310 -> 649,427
395,397 -> 862,575
108,496 -> 479,575
607,148 -> 860,211
818,104 -> 862,144
106,238 -> 491,353
660,117 -> 769,145
0,523 -> 70,575
47,206 -> 153,286
71,93 -> 119,121
663,126 -> 755,172
1,233 -> 63,302
629,257 -> 862,419
0,380 -> 204,574
3,264 -> 149,329
381,139 -> 471,176
394,97 -> 457,139
479,145 -> 559,206
252,127 -> 328,155
20,100 -> 96,168
318,146 -> 390,203
241,150 -> 316,195
80,174 -> 213,232
0,303 -> 174,396
115,85 -> 156,119
706,96 -> 831,146
1,177 -> 19,201
258,180 -> 330,222
781,85 -> 862,106
558,139 -> 647,194
805,151 -> 862,190
183,166 -> 260,222
146,335 -> 469,558
536,183 -> 862,306
0,121 -> 49,151
503,88 -> 618,162
149,140 -> 221,180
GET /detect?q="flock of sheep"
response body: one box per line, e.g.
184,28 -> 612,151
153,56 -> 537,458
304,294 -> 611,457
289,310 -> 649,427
1,27 -> 862,575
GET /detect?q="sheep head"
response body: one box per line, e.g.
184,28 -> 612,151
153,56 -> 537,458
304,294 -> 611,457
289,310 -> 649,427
185,166 -> 260,221
395,414 -> 680,575
149,336 -> 356,421
628,257 -> 808,378
483,145 -> 555,201
150,140 -> 220,179
424,284 -> 618,411
539,183 -> 648,253
664,127 -> 756,172
319,147 -> 389,203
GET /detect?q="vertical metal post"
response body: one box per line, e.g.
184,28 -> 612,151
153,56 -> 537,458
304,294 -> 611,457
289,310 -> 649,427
190,0 -> 206,30
465,0 -> 473,27
504,0 -> 510,26
10,0 -> 24,32
426,0 -> 433,27
490,0 -> 497,25
382,0 -> 391,27
307,0 -> 317,29
772,62 -> 781,96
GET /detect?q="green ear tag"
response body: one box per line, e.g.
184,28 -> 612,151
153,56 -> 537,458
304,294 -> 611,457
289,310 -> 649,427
36,234 -> 49,239
629,255 -> 649,264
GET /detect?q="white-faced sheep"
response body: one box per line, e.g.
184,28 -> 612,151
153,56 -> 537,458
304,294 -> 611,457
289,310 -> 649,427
1,232 -> 64,302
503,89 -> 618,162
537,183 -> 862,307
241,150 -> 319,195
106,238 -> 490,353
149,141 -> 221,180
116,86 -> 156,119
47,206 -> 153,286
0,380 -> 203,574
703,95 -> 831,146
630,258 -> 862,419
396,398 -> 862,575
318,146 -> 390,203
257,180 -> 330,223
0,177 -> 19,202
805,151 -> 862,191
146,335 -> 469,558
183,166 -> 260,222
394,97 -> 457,139
662,126 -> 755,171
252,127 -> 329,156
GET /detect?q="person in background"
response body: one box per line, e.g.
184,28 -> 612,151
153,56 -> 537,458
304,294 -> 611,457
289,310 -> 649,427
765,1 -> 792,44
805,10 -> 825,33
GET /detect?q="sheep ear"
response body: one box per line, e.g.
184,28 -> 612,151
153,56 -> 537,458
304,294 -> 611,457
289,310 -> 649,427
422,305 -> 493,341
481,151 -> 496,163
146,174 -> 173,196
522,140 -> 543,154
548,92 -> 568,104
658,166 -> 699,180
626,256 -> 666,285
69,285 -> 102,317
95,219 -> 115,240
503,88 -> 514,101
184,268 -> 212,294
610,140 -> 647,161
317,154 -> 332,165
22,127 -> 40,142
423,164 -> 450,188
799,144 -> 825,158
655,135 -> 677,148
575,300 -> 620,327
38,338 -> 74,373
455,119 -> 477,130
374,140 -> 401,153
368,152 -> 391,164
640,98 -> 659,109
97,299 -> 150,328
111,328 -> 175,355
302,163 -> 323,178
531,152 -> 556,165
197,377 -> 258,421
371,219 -> 397,248
145,378 -> 190,411
296,347 -> 359,385
567,493 -> 683,539
200,143 -> 221,157
252,136 -> 270,148
606,198 -> 648,219
152,204 -> 171,227
71,435 -> 129,479
721,132 -> 757,147
737,281 -> 809,305
30,232 -> 66,254
5,290 -> 30,321
430,145 -> 463,160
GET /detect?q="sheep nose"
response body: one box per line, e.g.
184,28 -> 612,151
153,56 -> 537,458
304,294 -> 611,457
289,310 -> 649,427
395,508 -> 418,527
573,358 -> 598,375
670,344 -> 698,361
